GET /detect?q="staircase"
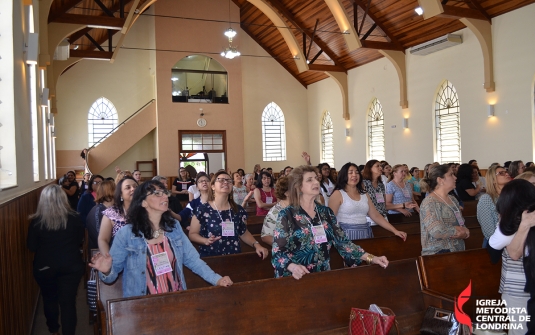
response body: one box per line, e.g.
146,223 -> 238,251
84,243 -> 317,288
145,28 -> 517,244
86,100 -> 156,174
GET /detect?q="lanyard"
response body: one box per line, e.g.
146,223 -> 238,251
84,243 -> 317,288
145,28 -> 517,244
432,192 -> 465,225
261,188 -> 272,198
213,202 -> 234,223
302,205 -> 327,244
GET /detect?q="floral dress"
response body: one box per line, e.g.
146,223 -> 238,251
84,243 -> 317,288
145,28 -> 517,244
194,203 -> 248,257
272,203 -> 366,278
102,206 -> 127,237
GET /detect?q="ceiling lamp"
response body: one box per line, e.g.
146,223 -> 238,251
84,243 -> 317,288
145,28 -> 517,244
221,0 -> 240,59
415,7 -> 423,15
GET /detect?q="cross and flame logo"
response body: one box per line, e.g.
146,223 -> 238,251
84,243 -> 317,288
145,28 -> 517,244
455,280 -> 473,334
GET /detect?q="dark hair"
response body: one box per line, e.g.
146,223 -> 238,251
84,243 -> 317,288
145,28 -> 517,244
128,180 -> 176,238
237,169 -> 245,175
255,171 -> 274,188
317,163 -> 335,194
526,162 -> 534,168
362,160 -> 381,184
504,161 -> 511,169
496,179 -> 535,235
88,174 -> 104,193
508,160 -> 524,179
468,160 -> 477,165
114,176 -> 138,216
195,172 -> 209,185
422,164 -> 451,192
210,171 -> 238,213
334,162 -> 365,194
358,165 -> 365,172
133,169 -> 140,173
274,176 -> 289,200
456,164 -> 473,183
409,167 -> 419,175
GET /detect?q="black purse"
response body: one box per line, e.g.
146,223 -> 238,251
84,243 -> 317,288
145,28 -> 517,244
86,268 -> 97,312
420,307 -> 470,335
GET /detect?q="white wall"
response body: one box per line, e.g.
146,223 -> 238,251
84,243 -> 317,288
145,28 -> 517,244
307,3 -> 535,170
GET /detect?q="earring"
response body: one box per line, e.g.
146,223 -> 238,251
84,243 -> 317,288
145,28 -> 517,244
120,197 -> 123,202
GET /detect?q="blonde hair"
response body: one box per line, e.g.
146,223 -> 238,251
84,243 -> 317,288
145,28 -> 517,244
287,165 -> 317,207
486,165 -> 504,202
95,180 -> 116,204
29,185 -> 76,230
388,164 -> 404,182
115,170 -> 132,184
515,171 -> 535,182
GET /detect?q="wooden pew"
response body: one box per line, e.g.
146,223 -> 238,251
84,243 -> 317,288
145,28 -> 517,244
107,258 -> 430,335
373,215 -> 480,237
186,227 -> 484,289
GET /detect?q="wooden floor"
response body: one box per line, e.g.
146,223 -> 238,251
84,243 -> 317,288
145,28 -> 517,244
31,279 -> 93,335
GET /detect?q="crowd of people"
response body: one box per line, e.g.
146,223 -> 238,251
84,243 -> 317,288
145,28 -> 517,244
27,157 -> 535,334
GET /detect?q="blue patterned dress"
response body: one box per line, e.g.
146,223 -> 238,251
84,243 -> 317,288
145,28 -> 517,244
272,203 -> 366,278
194,203 -> 248,257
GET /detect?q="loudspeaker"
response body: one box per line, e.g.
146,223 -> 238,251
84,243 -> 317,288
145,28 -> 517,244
26,33 -> 39,65
40,88 -> 49,106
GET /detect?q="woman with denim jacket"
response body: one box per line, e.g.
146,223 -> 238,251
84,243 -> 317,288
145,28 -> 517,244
90,180 -> 233,297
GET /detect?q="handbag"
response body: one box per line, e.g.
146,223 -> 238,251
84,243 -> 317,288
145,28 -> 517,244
86,268 -> 97,312
349,306 -> 399,335
420,306 -> 470,335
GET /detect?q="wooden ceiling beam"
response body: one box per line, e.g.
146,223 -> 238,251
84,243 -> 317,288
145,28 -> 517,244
353,0 -> 403,48
70,50 -> 113,59
51,14 -> 126,28
308,64 -> 346,72
264,0 -> 345,68
438,5 -> 488,21
48,0 -> 85,23
241,22 -> 307,87
360,40 -> 404,51
467,0 -> 492,22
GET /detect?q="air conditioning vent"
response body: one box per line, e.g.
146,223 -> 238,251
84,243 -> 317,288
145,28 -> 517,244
409,34 -> 462,56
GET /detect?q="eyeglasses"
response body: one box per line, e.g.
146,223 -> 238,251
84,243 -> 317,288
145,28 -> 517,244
216,178 -> 233,184
147,190 -> 171,197
197,179 -> 209,184
496,171 -> 509,176
93,181 -> 102,184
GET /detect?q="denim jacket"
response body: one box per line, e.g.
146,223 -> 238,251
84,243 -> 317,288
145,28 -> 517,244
99,223 -> 222,298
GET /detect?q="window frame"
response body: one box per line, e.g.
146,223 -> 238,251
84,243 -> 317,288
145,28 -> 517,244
434,80 -> 461,164
321,110 -> 334,167
88,97 -> 119,147
261,102 -> 286,162
367,98 -> 386,161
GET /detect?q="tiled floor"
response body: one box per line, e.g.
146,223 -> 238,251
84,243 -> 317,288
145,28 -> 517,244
31,280 -> 94,335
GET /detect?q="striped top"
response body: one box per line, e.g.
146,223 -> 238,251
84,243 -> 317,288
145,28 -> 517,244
489,228 -> 529,297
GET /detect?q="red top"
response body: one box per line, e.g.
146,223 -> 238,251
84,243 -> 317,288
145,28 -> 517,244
256,188 -> 277,216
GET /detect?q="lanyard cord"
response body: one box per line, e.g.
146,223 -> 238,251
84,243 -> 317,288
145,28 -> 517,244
432,191 -> 461,214
213,202 -> 233,223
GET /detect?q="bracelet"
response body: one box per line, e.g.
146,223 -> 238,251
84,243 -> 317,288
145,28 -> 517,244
252,241 -> 259,248
402,203 -> 406,209
366,254 -> 375,265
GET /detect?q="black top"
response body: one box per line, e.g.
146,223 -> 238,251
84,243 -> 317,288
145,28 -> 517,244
27,213 -> 84,270
172,178 -> 194,201
456,179 -> 476,201
86,203 -> 107,252
63,181 -> 80,210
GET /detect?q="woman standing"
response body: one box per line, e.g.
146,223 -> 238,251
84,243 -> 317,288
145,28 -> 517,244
329,163 -> 407,240
254,171 -> 277,216
232,172 -> 248,207
272,165 -> 389,279
456,164 -> 481,201
89,180 -> 233,297
361,160 -> 388,221
189,171 -> 268,258
171,172 -> 211,227
317,163 -> 336,206
62,171 -> 80,210
508,160 -> 526,179
86,180 -> 115,251
172,167 -> 194,202
77,174 -> 104,226
98,176 -> 138,256
133,169 -> 142,184
488,179 -> 535,334
261,177 -> 290,245
477,165 -> 511,247
79,172 -> 91,192
420,164 -> 470,255
385,164 -> 419,217
27,185 -> 84,335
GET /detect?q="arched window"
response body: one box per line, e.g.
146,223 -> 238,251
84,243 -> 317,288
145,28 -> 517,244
88,97 -> 118,147
368,98 -> 385,161
261,102 -> 286,161
435,80 -> 461,163
321,111 -> 334,167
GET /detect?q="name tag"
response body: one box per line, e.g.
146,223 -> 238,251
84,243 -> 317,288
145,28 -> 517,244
181,183 -> 187,190
312,225 -> 328,244
402,188 -> 411,198
327,185 -> 334,194
151,252 -> 173,276
454,211 -> 465,226
375,193 -> 385,203
222,220 -> 234,236
266,197 -> 273,204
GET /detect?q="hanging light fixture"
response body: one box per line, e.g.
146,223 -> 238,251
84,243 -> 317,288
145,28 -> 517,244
221,0 -> 240,59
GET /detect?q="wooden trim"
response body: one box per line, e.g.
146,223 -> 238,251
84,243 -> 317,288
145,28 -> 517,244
70,50 -> 113,59
360,40 -> 405,51
51,14 -> 126,28
178,130 -> 228,170
308,64 -> 346,72
439,5 -> 488,20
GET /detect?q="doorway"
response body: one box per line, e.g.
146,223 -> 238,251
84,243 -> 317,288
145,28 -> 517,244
178,130 -> 227,175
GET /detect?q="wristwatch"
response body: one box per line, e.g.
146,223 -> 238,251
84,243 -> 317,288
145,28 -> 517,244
252,241 -> 259,247
402,203 -> 406,209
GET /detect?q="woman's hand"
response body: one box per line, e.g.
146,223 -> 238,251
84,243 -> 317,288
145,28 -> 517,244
301,152 -> 311,165
254,243 -> 269,260
521,210 -> 535,228
371,256 -> 389,268
205,235 -> 222,245
451,226 -> 470,239
216,276 -> 233,287
89,252 -> 112,275
398,208 -> 412,217
288,263 -> 310,280
405,201 -> 417,209
394,230 -> 407,241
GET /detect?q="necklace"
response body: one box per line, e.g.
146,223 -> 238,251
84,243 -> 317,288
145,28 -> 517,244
152,228 -> 164,239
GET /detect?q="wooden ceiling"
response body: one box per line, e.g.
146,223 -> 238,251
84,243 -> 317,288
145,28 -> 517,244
47,0 -> 535,86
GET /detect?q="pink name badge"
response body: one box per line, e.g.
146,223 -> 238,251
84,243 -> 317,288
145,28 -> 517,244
266,197 -> 273,204
375,193 -> 385,203
151,252 -> 172,276
222,221 -> 234,236
312,225 -> 328,244
454,211 -> 465,226
181,183 -> 187,190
